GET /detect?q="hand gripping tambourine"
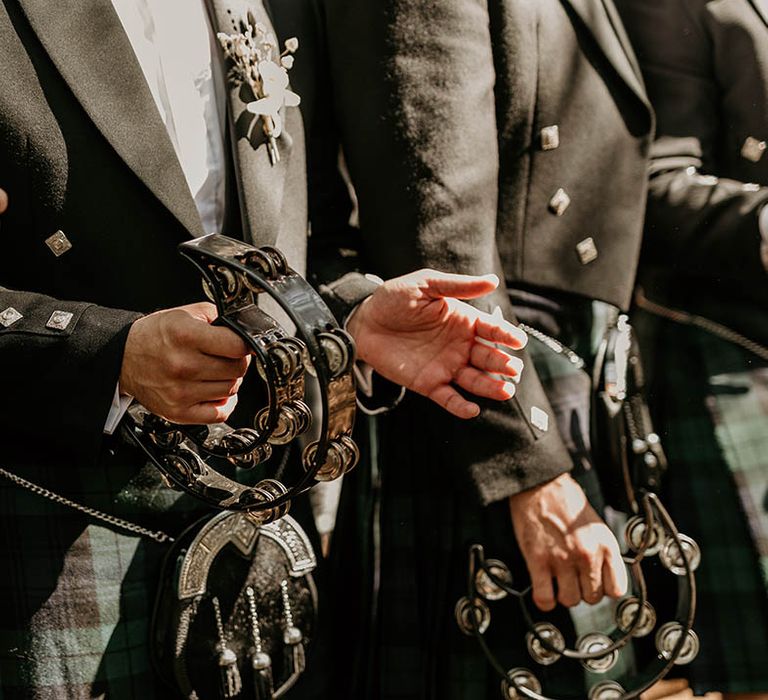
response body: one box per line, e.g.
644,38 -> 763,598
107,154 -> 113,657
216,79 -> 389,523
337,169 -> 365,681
456,316 -> 699,700
123,233 -> 359,523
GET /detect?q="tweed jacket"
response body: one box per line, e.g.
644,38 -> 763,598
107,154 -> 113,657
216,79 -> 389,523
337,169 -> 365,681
0,1 -> 371,695
616,0 -> 768,346
315,0 -> 655,505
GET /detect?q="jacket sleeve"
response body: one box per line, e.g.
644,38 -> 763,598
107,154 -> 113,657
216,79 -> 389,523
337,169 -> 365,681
0,286 -> 140,467
319,0 -> 573,505
616,0 -> 768,304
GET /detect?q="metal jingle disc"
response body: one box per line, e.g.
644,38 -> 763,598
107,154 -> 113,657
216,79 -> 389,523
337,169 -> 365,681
303,441 -> 345,482
258,245 -> 289,276
501,668 -> 542,699
615,596 -> 657,638
256,479 -> 290,519
269,405 -> 301,445
267,340 -> 303,382
241,248 -> 278,279
526,622 -> 565,666
318,331 -> 352,377
212,264 -> 242,302
455,596 -> 491,636
475,559 -> 514,601
659,534 -> 701,576
337,435 -> 361,473
588,681 -> 625,700
624,515 -> 665,556
576,633 -> 618,674
291,400 -> 313,436
227,442 -> 272,469
655,622 -> 700,665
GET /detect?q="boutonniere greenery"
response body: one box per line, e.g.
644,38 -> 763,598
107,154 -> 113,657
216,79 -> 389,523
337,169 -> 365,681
218,13 -> 301,165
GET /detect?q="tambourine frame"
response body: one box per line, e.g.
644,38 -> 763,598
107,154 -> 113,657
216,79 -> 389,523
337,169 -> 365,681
122,233 -> 358,521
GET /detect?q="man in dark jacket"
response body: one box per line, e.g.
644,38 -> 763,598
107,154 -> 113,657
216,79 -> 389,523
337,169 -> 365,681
615,0 -> 768,694
0,1 -> 526,696
312,0 -> 654,696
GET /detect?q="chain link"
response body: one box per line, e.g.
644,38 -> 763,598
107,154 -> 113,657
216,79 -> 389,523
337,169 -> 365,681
0,466 -> 174,543
635,288 -> 768,362
518,323 -> 587,369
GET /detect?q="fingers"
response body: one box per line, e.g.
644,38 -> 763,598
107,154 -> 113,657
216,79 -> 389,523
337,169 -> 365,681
601,541 -> 628,598
188,355 -> 250,382
554,567 -> 582,608
427,384 -> 481,419
470,342 -> 524,379
475,314 -> 528,350
454,366 -> 517,400
0,188 -> 7,214
529,567 -> 557,612
578,551 -> 605,605
194,323 -> 250,359
421,271 -> 499,300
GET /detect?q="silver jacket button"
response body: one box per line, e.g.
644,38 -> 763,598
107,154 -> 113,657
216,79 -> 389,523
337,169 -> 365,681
0,307 -> 23,328
46,310 -> 74,331
576,237 -> 599,265
540,125 -> 560,151
45,230 -> 73,257
548,188 -> 571,216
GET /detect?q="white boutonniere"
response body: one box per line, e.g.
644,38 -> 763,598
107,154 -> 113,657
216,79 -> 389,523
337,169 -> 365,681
218,13 -> 301,165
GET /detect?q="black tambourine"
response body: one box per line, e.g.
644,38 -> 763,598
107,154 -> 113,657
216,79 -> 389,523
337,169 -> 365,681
122,233 -> 359,524
457,316 -> 699,700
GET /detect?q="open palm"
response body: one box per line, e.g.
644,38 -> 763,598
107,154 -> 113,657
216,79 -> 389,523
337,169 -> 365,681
347,269 -> 528,418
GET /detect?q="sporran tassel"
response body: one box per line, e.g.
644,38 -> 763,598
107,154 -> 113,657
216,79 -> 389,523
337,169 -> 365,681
213,597 -> 243,698
246,586 -> 275,700
281,580 -> 306,677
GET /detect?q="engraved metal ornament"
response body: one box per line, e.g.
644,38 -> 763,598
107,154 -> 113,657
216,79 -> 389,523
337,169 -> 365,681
0,307 -> 22,328
123,234 -> 359,522
45,230 -> 72,256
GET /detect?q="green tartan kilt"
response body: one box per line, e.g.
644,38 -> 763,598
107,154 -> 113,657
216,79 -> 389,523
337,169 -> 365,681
648,320 -> 768,694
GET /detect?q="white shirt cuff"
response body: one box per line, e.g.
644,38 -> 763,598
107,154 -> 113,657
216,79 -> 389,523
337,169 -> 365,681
104,384 -> 133,435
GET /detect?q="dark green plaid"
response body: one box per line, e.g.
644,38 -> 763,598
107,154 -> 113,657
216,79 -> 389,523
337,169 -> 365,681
314,331 -> 624,700
0,445 -> 201,699
649,319 -> 768,694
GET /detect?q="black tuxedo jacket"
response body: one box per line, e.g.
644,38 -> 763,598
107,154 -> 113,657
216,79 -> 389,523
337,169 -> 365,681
0,0 -> 371,467
617,0 -> 768,345
316,0 -> 654,504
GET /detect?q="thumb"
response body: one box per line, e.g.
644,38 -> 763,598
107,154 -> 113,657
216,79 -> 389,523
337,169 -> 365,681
0,188 -> 8,214
422,272 -> 499,300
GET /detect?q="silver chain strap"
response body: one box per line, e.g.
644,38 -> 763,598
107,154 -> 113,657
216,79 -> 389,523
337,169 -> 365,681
0,466 -> 174,543
635,288 -> 768,362
518,323 -> 587,369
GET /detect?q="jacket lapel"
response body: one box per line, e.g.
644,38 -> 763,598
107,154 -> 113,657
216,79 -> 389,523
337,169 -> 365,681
560,0 -> 651,111
17,0 -> 206,238
747,0 -> 768,29
206,0 -> 293,247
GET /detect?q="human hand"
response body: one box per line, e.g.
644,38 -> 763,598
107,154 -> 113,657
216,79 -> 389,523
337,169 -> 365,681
120,302 -> 251,424
509,472 -> 627,610
346,269 -> 527,419
0,188 -> 8,214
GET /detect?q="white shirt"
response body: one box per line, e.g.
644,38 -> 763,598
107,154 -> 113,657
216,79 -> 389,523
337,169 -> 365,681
105,0 -> 228,434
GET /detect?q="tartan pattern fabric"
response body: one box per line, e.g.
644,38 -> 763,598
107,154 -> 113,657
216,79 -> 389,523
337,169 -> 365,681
316,331 -> 628,700
0,446 -> 199,699
650,320 -> 768,694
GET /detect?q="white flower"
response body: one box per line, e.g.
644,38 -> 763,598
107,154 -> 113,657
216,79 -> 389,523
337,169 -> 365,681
284,37 -> 299,53
246,61 -> 301,138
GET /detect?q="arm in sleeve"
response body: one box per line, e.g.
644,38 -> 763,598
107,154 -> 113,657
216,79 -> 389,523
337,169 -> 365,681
319,0 -> 573,504
616,0 -> 768,302
0,286 -> 140,466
